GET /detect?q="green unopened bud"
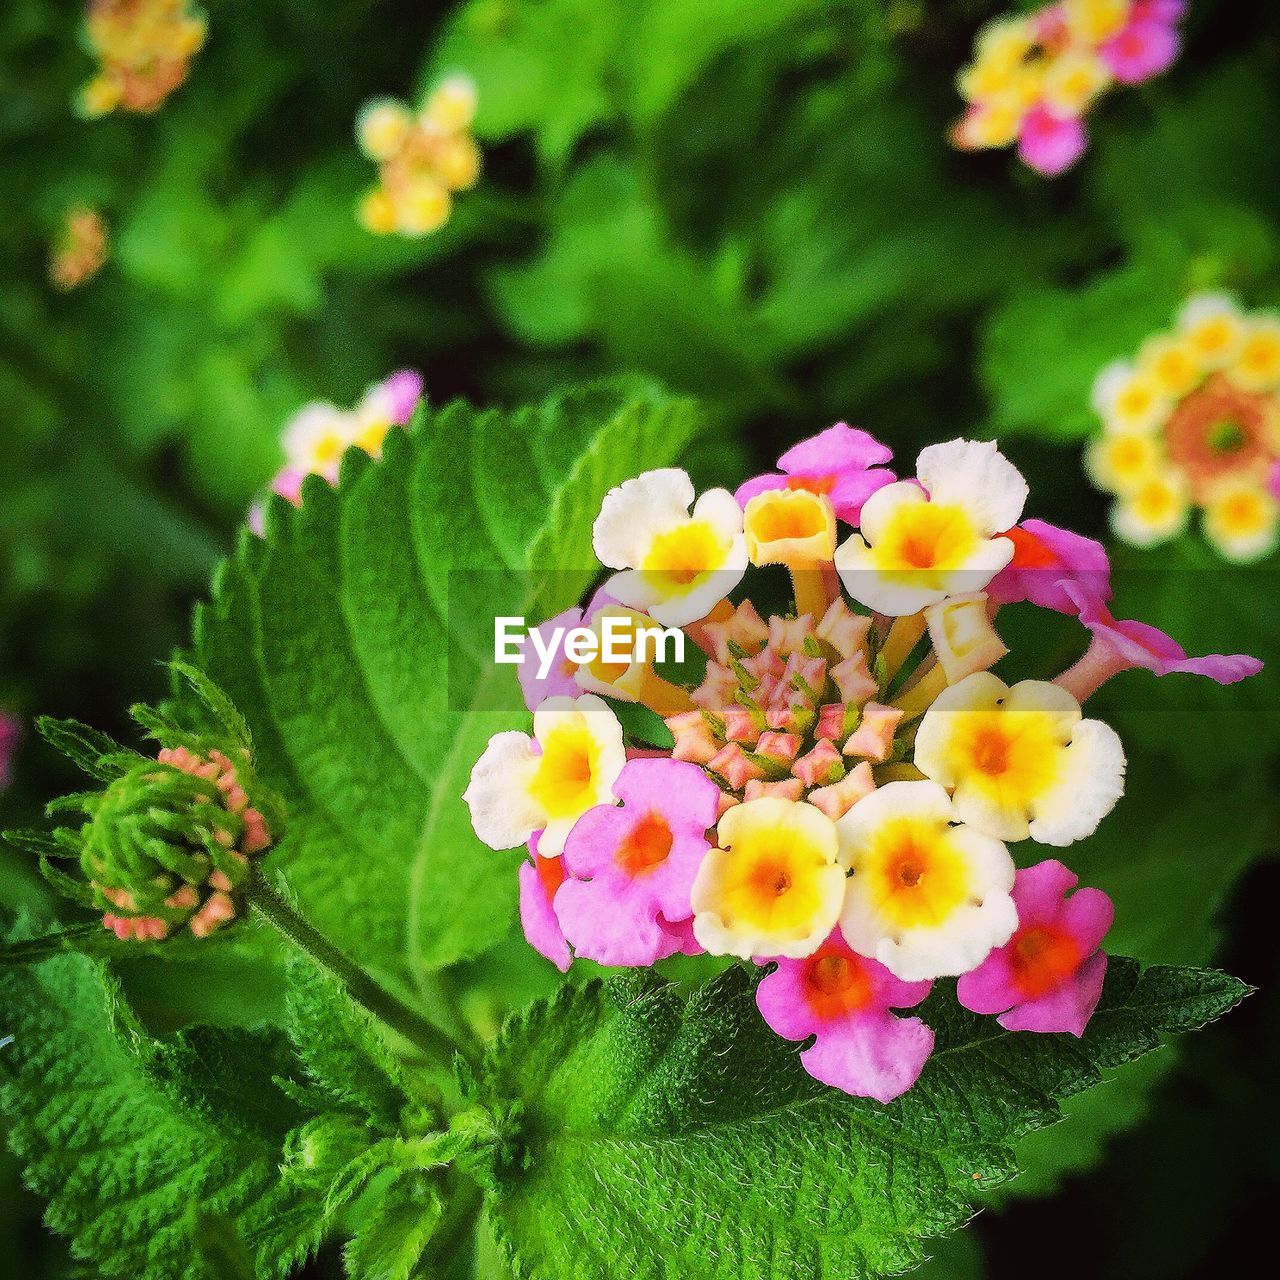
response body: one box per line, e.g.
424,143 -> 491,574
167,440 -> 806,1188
79,743 -> 281,942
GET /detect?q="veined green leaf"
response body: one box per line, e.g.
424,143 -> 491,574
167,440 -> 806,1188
0,952 -> 315,1280
477,961 -> 1248,1280
195,383 -> 701,981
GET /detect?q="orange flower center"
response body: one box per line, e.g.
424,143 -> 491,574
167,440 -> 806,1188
803,946 -> 874,1019
1009,924 -> 1083,999
616,812 -> 674,875
536,854 -> 567,898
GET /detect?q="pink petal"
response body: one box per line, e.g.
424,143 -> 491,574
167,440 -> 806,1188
553,876 -> 683,968
734,473 -> 789,509
1010,858 -> 1080,925
987,519 -> 1113,613
827,467 -> 897,523
1060,886 -> 1116,956
1100,20 -> 1180,85
800,1011 -> 935,1103
380,369 -> 424,424
518,859 -> 571,972
614,757 -> 722,834
957,948 -> 1024,1018
778,424 -> 893,476
516,606 -> 584,710
1065,582 -> 1264,684
998,951 -> 1108,1037
1018,108 -> 1088,177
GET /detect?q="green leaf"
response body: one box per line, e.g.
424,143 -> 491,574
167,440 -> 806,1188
0,952 -> 315,1280
476,961 -> 1248,1279
980,242 -> 1192,441
1007,750 -> 1277,1195
195,383 -> 701,981
282,952 -> 409,1123
344,1177 -> 445,1280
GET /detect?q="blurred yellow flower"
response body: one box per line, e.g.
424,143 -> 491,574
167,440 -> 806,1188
356,74 -> 481,239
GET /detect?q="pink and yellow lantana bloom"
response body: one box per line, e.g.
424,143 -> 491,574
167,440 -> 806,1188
952,1 -> 1187,176
464,425 -> 1262,1104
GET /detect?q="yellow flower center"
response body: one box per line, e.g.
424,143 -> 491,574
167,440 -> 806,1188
1241,335 -> 1280,376
860,818 -> 971,930
1191,317 -> 1235,356
1216,491 -> 1267,536
355,421 -> 391,455
1116,383 -> 1156,419
641,520 -> 729,592
717,846 -> 818,932
875,502 -> 980,580
529,724 -> 599,819
1133,479 -> 1180,522
312,433 -> 346,467
944,709 -> 1063,804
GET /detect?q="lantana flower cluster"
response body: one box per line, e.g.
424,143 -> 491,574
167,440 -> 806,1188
1087,293 -> 1280,563
355,76 -> 481,238
49,205 -> 109,292
465,424 -> 1262,1104
249,370 -> 423,533
76,0 -> 207,118
952,0 -> 1185,176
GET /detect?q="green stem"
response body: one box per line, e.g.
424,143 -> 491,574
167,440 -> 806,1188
248,869 -> 467,1072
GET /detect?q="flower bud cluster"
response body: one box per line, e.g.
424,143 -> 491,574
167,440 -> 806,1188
465,422 -> 1261,1102
49,206 -> 109,292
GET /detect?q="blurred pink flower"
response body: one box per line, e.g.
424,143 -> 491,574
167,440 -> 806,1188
0,710 -> 21,791
1100,17 -> 1181,85
380,369 -> 424,424
1018,107 -> 1087,176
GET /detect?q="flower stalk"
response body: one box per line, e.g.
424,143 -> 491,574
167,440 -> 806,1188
248,867 -> 467,1073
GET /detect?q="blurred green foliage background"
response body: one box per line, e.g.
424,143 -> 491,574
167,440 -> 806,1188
2,0 -> 1278,1275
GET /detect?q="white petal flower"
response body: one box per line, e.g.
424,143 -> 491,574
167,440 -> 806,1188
1176,292 -> 1246,369
836,780 -> 1016,982
462,732 -> 542,851
463,694 -> 625,856
691,798 -> 847,960
282,403 -> 355,480
835,440 -> 1025,616
1110,470 -> 1190,547
1203,480 -> 1280,564
593,469 -> 747,626
914,673 -> 1126,846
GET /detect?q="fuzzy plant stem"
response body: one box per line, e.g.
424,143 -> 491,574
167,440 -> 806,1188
248,868 -> 466,1071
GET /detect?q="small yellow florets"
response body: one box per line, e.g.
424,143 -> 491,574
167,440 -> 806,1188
355,75 -> 481,238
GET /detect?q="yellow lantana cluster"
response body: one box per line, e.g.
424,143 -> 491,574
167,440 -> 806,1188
355,75 -> 482,238
1087,293 -> 1280,563
77,0 -> 207,118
